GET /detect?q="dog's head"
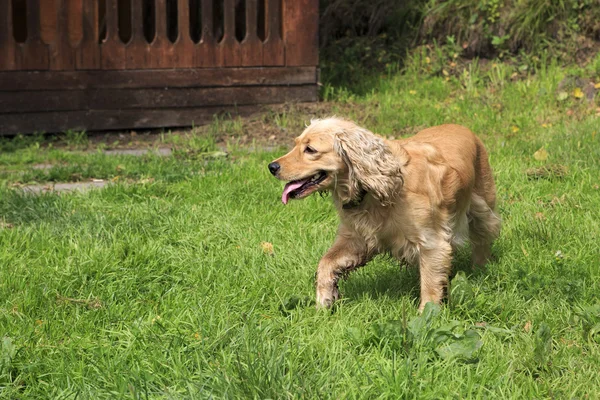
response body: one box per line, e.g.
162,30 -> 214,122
269,118 -> 404,206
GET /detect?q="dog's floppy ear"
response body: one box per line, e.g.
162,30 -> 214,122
334,126 -> 405,206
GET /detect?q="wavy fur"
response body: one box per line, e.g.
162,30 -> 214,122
270,118 -> 501,311
333,125 -> 404,206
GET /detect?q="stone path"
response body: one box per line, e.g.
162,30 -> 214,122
22,180 -> 109,194
14,145 -> 278,195
19,147 -> 172,194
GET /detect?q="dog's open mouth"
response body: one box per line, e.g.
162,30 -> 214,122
281,171 -> 327,204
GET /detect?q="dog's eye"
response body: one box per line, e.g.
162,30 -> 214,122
304,146 -> 317,154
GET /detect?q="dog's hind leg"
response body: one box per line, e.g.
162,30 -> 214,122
468,193 -> 501,266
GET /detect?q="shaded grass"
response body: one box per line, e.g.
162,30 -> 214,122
0,129 -> 220,185
1,60 -> 600,398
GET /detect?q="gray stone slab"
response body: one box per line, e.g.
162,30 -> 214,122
22,180 -> 109,194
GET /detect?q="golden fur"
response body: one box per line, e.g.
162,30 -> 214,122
270,117 -> 501,310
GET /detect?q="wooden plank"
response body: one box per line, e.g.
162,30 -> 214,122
76,0 -> 101,69
0,105 -> 264,135
126,0 -> 151,68
262,0 -> 283,66
173,0 -> 193,68
0,89 -> 86,113
241,0 -> 262,66
0,85 -> 318,112
0,67 -> 318,90
101,0 -> 127,69
40,0 -> 57,44
147,0 -> 176,68
17,0 -> 50,70
0,0 -> 16,71
283,0 -> 318,66
196,0 -> 216,67
217,0 -> 241,66
49,0 -> 76,70
67,0 -> 83,45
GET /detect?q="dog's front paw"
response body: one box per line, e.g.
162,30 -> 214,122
316,283 -> 340,309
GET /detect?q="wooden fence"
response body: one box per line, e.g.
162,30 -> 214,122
0,0 -> 319,134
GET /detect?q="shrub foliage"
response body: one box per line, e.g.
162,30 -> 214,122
320,0 -> 600,87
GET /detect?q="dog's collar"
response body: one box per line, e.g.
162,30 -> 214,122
342,188 -> 367,210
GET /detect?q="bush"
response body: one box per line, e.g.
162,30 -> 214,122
319,0 -> 423,90
319,0 -> 600,90
420,0 -> 600,59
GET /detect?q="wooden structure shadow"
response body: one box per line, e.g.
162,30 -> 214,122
0,0 -> 319,135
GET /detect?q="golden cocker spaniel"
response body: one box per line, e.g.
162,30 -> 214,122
269,118 -> 501,311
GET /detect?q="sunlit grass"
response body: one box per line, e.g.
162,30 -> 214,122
1,59 -> 599,398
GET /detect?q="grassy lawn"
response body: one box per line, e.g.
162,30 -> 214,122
1,57 -> 600,398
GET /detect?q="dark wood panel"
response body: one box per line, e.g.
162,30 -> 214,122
148,0 -> 175,68
0,0 -> 16,71
75,1 -> 101,69
0,67 -> 318,90
17,0 -> 50,70
0,85 -> 318,113
241,0 -> 263,66
100,0 -> 127,69
126,0 -> 151,69
173,0 -> 194,68
262,0 -> 284,65
1,105 -> 265,135
217,0 -> 241,66
3,0 -> 319,72
0,90 -> 86,113
283,0 -> 318,66
195,0 -> 217,67
48,0 -> 76,71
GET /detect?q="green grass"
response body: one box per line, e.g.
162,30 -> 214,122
0,128 -> 221,185
1,59 -> 600,398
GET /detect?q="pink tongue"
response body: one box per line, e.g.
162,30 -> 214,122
281,180 -> 308,204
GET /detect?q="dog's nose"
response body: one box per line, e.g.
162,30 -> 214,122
268,162 -> 280,176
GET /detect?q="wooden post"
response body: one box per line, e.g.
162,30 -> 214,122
174,0 -> 194,67
126,0 -> 150,68
283,0 -> 318,66
241,0 -> 262,66
262,0 -> 283,65
218,0 -> 241,66
49,0 -> 76,70
0,0 -> 16,70
148,0 -> 174,68
101,0 -> 127,69
196,0 -> 216,67
18,0 -> 50,70
76,0 -> 101,69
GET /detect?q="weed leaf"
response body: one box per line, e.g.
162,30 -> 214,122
533,323 -> 553,367
436,330 -> 482,360
574,303 -> 600,343
450,271 -> 474,308
557,91 -> 569,101
1,336 -> 17,376
533,148 -> 548,161
408,302 -> 440,338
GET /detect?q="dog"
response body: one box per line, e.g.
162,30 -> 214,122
268,117 -> 501,311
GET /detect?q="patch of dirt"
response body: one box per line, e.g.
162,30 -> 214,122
5,100 -> 411,155
103,148 -> 172,157
214,102 -> 341,147
64,102 -> 343,152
